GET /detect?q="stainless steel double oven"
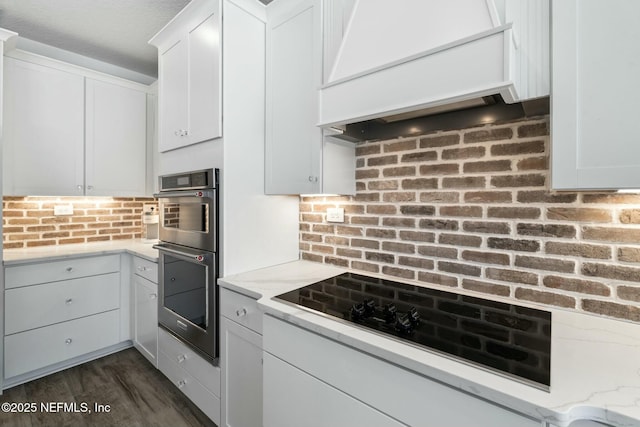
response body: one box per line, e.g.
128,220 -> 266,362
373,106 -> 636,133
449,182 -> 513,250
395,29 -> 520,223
154,168 -> 219,364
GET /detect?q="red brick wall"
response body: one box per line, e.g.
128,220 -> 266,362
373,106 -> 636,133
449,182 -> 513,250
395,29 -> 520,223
3,197 -> 156,248
299,116 -> 640,322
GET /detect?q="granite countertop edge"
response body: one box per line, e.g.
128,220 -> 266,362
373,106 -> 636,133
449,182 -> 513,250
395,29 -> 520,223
219,259 -> 640,427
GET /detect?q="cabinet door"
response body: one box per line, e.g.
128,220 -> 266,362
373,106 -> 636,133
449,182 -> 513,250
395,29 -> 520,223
155,0 -> 221,153
265,0 -> 322,194
134,275 -> 158,366
188,10 -> 222,144
3,57 -> 84,196
85,78 -> 147,196
158,39 -> 189,152
551,0 -> 640,190
221,317 -> 262,427
263,352 -> 406,427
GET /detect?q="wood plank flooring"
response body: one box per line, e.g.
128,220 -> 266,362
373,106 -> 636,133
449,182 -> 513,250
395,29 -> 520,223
0,348 -> 218,427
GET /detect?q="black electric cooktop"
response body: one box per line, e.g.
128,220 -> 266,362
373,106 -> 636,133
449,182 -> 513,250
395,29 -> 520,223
274,272 -> 551,389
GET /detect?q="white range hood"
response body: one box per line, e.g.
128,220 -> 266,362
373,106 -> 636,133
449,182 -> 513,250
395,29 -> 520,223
319,0 -> 549,127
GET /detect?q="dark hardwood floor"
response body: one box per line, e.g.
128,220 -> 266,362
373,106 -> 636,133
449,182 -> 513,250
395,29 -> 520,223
0,348 -> 218,427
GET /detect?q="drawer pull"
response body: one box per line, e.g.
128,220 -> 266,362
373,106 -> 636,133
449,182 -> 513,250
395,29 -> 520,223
149,293 -> 157,300
137,266 -> 148,272
236,308 -> 247,317
177,354 -> 187,364
66,267 -> 73,272
65,298 -> 73,305
65,338 -> 73,345
177,379 -> 187,389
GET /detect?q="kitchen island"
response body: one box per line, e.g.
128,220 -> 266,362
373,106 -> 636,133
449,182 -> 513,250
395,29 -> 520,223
220,260 -> 640,427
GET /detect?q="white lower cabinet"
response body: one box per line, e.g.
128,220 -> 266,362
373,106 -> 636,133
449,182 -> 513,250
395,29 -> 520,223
264,352 -> 404,427
263,315 -> 540,427
5,310 -> 120,379
3,254 -> 126,386
133,275 -> 158,366
220,287 -> 263,427
158,327 -> 221,424
5,272 -> 120,335
132,256 -> 158,367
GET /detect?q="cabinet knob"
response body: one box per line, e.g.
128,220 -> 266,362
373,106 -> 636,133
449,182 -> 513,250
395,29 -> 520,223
65,338 -> 73,345
177,379 -> 187,389
66,267 -> 73,272
87,185 -> 94,191
137,266 -> 148,272
176,354 -> 187,364
149,293 -> 157,300
76,185 -> 83,192
308,176 -> 318,182
236,308 -> 248,317
65,298 -> 73,305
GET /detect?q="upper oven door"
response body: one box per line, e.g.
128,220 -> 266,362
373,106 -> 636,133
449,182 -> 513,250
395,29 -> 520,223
156,189 -> 217,252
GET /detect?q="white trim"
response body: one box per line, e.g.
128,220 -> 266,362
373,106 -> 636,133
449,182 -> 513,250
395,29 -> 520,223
6,47 -> 153,91
322,24 -> 512,89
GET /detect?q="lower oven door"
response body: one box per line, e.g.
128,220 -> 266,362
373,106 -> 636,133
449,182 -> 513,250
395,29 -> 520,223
155,243 -> 218,363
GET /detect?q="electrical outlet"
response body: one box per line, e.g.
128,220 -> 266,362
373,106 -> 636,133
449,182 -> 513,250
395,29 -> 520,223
143,203 -> 156,214
326,207 -> 345,223
54,205 -> 74,216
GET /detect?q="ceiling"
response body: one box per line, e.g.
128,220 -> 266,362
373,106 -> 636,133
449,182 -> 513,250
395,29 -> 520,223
0,0 -> 193,80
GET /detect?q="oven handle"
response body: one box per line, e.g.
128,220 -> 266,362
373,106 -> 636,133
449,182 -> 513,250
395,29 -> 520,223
153,244 -> 212,263
153,189 -> 215,199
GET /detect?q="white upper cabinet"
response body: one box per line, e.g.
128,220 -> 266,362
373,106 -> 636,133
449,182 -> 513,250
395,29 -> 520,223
85,79 -> 147,196
149,0 -> 222,153
0,28 -> 17,163
3,57 -> 85,196
551,0 -> 640,190
266,0 -> 322,195
3,54 -> 150,196
265,0 -> 355,195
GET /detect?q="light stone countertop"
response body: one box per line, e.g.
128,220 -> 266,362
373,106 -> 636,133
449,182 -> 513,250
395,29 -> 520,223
2,240 -> 159,265
219,260 -> 640,427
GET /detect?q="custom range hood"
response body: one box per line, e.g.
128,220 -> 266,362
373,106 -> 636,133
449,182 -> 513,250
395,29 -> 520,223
319,0 -> 550,140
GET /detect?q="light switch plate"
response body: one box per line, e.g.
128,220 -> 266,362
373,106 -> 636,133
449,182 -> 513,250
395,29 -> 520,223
326,207 -> 345,223
54,205 -> 74,216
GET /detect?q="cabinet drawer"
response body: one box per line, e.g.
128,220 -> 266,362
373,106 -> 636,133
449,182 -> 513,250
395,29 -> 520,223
133,256 -> 157,283
4,309 -> 120,378
264,316 -> 539,427
158,327 -> 220,396
5,272 -> 120,335
158,351 -> 221,424
5,254 -> 120,289
220,288 -> 262,334
264,353 -> 404,427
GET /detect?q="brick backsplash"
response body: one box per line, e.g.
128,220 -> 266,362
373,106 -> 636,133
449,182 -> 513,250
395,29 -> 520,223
2,197 -> 157,248
299,116 -> 640,323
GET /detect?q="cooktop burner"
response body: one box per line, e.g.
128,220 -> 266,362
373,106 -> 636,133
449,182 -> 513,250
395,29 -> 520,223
274,272 -> 551,389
